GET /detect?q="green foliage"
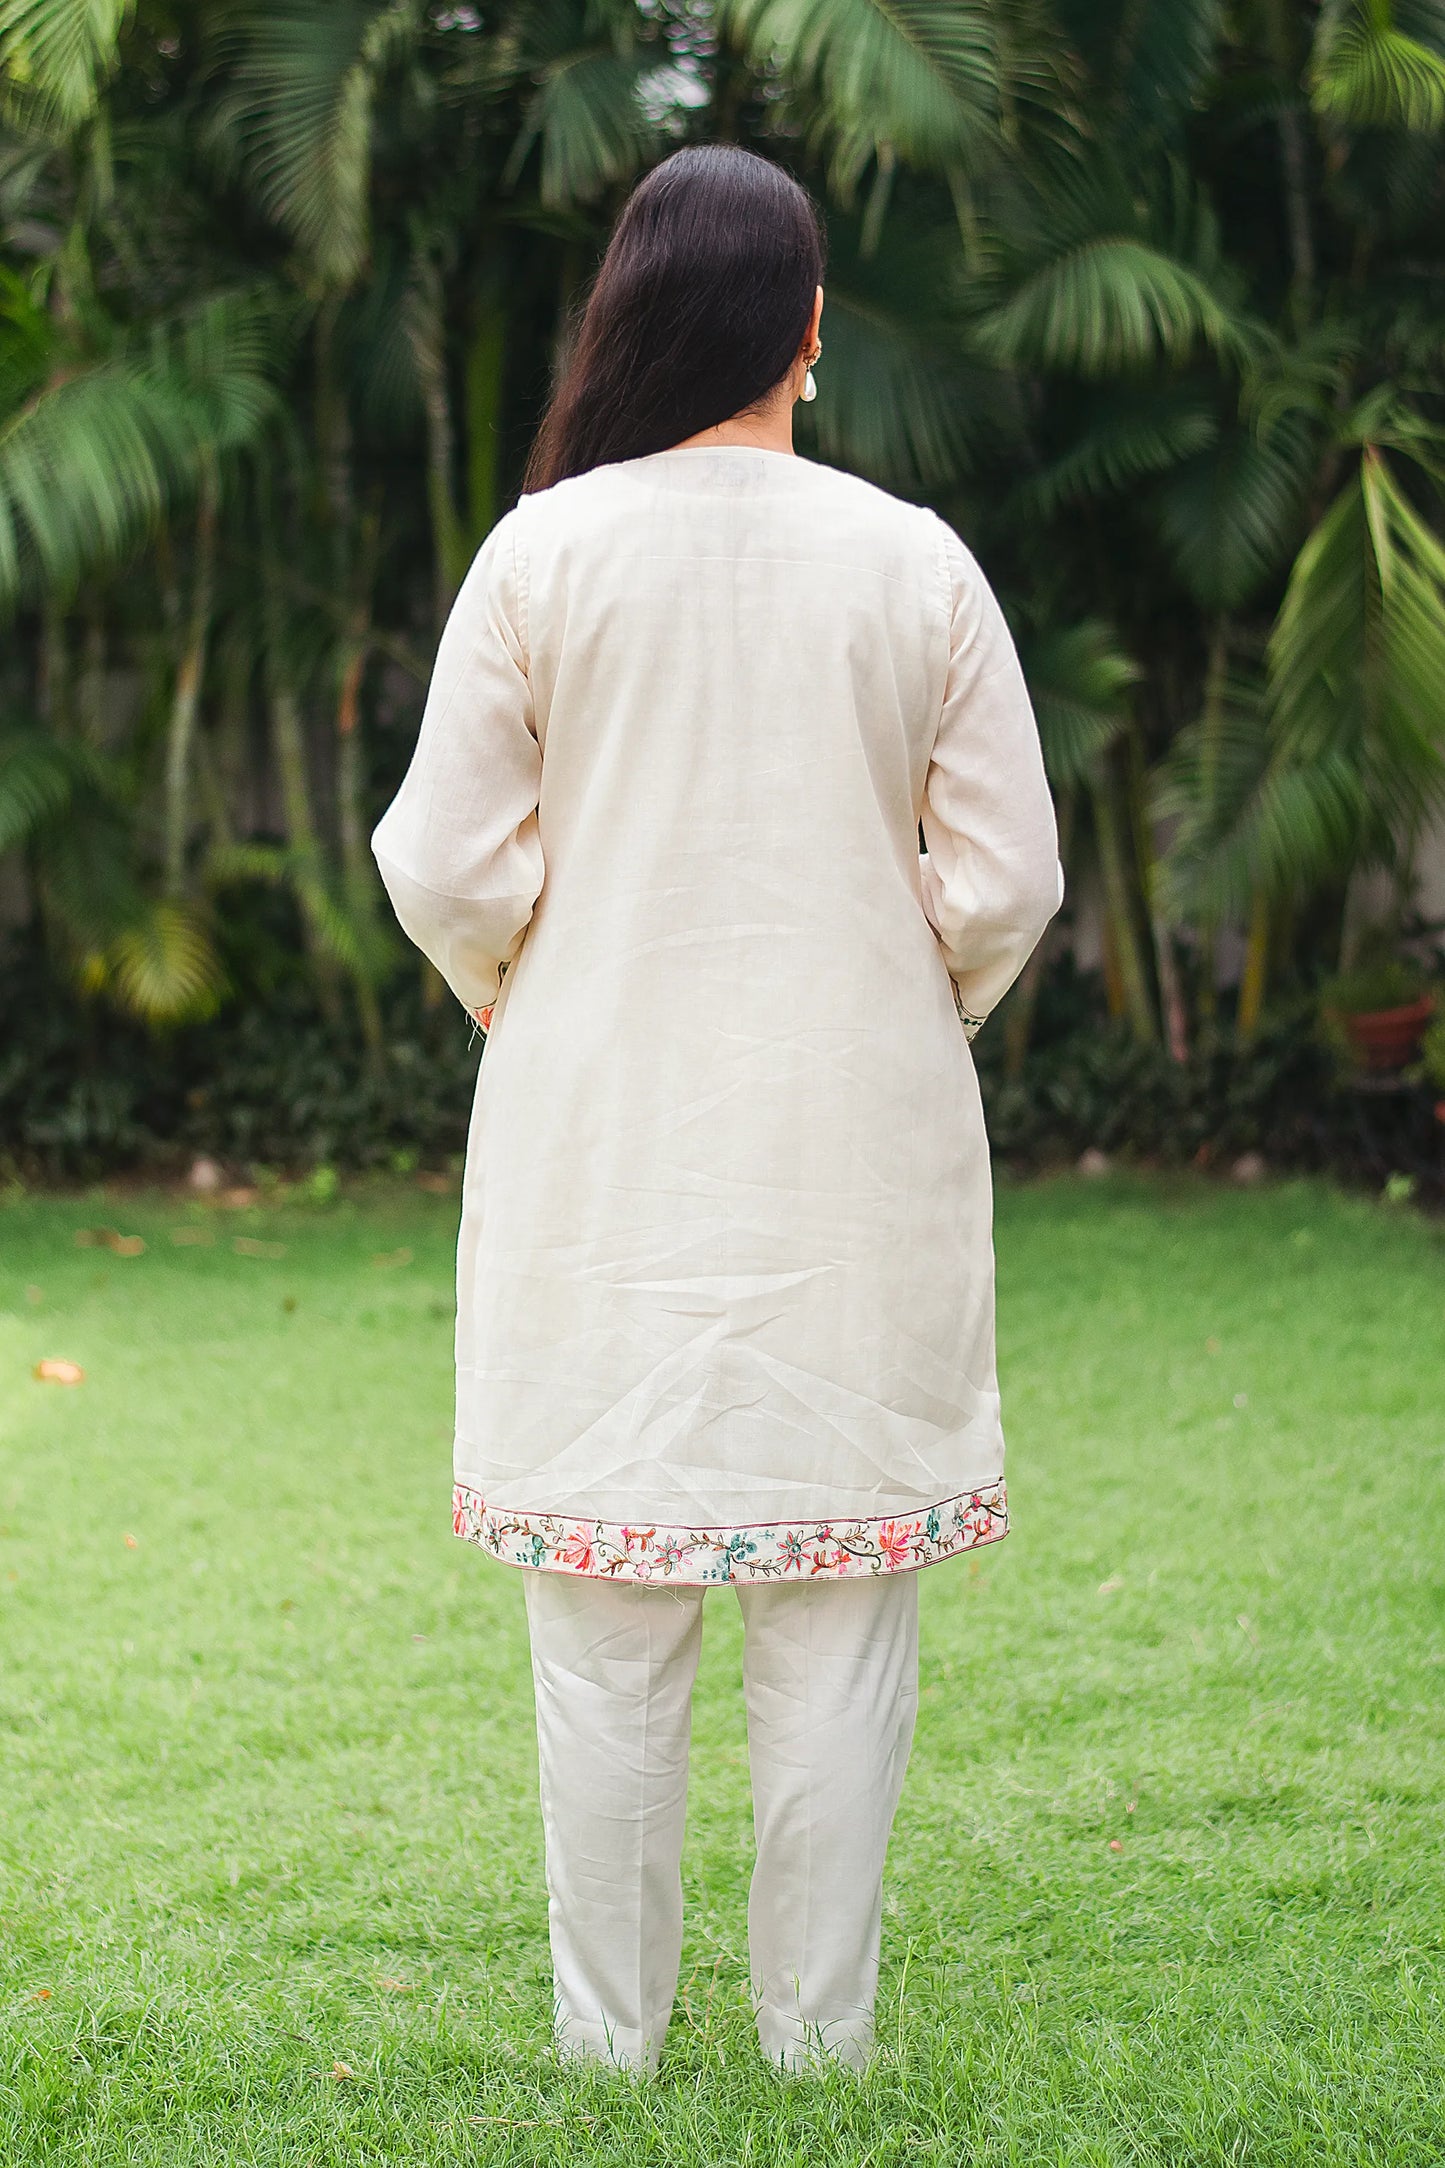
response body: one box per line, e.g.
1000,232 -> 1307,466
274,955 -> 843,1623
204,0 -> 422,287
1153,409 -> 1316,610
1311,0 -> 1445,132
1317,956 -> 1430,1013
3,0 -> 1445,1126
0,0 -> 130,130
976,236 -> 1247,379
1420,1011 -> 1445,1087
496,10 -> 658,209
0,732 -> 226,1020
1014,385 -> 1220,519
1021,619 -> 1139,790
0,291 -> 280,609
1266,446 -> 1445,873
720,0 -> 1002,174
0,934 -> 481,1176
102,899 -> 225,1023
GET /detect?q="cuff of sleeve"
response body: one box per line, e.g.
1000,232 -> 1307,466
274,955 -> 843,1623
948,984 -> 983,1040
471,955 -> 514,1032
951,980 -> 986,1039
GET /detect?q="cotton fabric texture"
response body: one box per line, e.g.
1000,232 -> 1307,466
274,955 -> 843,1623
372,445 -> 1062,1585
523,1565 -> 919,2074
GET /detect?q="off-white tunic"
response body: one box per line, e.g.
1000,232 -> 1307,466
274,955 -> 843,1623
372,446 -> 1062,1584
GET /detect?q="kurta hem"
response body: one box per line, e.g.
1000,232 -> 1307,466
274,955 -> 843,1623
451,1478 -> 1008,1584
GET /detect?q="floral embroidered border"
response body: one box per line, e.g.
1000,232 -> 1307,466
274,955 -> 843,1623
452,1478 -> 1008,1583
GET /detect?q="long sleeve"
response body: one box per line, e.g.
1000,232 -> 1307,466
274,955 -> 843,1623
372,507 -> 544,1017
917,514 -> 1064,1039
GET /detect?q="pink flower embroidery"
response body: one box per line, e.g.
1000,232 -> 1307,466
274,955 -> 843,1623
875,1520 -> 915,1569
560,1530 -> 595,1574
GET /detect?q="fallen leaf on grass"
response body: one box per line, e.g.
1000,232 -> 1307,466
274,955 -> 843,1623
124,1534 -> 139,1549
75,1228 -> 146,1256
1097,1575 -> 1124,1596
377,1977 -> 412,1993
32,1989 -> 51,2001
331,2062 -> 353,2082
170,1227 -> 215,1247
233,1237 -> 286,1260
33,1359 -> 84,1385
371,1247 -> 413,1269
1109,1839 -> 1125,1853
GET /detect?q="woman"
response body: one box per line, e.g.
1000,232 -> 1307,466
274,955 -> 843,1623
372,143 -> 1062,2078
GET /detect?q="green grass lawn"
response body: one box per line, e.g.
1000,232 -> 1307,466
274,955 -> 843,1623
1,1173 -> 1443,2165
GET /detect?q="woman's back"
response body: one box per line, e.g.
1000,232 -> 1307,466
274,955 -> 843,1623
519,445 -> 955,1051
373,445 -> 1060,1581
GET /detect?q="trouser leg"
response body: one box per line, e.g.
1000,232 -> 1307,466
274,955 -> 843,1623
737,1569 -> 920,2073
522,1568 -> 705,2073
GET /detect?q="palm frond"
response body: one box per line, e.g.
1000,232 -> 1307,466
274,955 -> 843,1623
0,724 -> 81,851
1266,446 -> 1445,849
0,291 -> 279,609
803,222 -> 998,489
16,759 -> 220,1021
207,0 -> 419,285
0,0 -> 129,131
1311,0 -> 1445,131
106,900 -> 226,1022
503,47 -> 654,208
1020,619 -> 1140,789
1160,711 -> 1364,917
1153,409 -> 1316,609
208,839 -> 384,979
720,0 -> 1000,170
973,236 -> 1252,379
1015,385 -> 1219,517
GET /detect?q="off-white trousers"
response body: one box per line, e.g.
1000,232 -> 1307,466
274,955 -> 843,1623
521,1566 -> 920,2076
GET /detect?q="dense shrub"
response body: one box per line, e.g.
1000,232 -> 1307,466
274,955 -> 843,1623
0,939 -> 479,1183
974,1014 -> 1443,1200
2,936 -> 1440,1200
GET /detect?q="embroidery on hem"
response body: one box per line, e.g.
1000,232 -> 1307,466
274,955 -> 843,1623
451,1479 -> 1008,1582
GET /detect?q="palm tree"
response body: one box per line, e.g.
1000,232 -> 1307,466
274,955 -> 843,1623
3,0 -> 1444,1093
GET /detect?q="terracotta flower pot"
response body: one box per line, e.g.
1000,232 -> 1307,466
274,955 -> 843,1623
1337,995 -> 1435,1073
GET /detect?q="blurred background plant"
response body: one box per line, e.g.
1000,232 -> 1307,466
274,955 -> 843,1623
2,0 -> 1444,1181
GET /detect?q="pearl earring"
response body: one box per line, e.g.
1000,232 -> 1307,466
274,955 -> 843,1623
800,342 -> 820,402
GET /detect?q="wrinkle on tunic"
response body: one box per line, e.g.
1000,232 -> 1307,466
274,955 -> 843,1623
373,445 -> 1062,1583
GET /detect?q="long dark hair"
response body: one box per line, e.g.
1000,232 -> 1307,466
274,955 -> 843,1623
523,146 -> 826,493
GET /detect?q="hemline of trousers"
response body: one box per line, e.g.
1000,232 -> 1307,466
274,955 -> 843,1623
521,1564 -> 921,2076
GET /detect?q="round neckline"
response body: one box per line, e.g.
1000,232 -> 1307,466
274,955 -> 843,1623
637,442 -> 803,462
